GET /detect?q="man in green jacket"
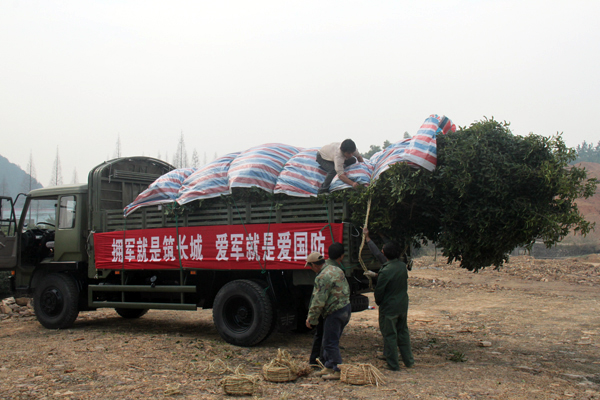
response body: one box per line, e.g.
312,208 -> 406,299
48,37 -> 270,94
305,243 -> 351,380
363,228 -> 414,371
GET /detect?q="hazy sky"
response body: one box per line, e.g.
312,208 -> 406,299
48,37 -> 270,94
1,1 -> 599,186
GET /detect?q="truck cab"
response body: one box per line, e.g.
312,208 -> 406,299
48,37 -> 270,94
0,157 -> 172,329
0,185 -> 87,294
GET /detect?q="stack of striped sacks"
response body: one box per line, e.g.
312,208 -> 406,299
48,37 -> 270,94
123,114 -> 455,217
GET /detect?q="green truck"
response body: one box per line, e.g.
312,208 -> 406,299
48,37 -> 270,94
0,157 -> 377,346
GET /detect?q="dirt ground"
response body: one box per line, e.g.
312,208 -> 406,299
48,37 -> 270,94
1,255 -> 599,400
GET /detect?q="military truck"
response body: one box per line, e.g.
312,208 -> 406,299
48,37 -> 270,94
0,157 -> 376,346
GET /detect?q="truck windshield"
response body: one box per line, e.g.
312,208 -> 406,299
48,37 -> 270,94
22,198 -> 57,229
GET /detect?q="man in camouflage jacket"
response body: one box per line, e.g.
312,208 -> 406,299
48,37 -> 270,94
305,242 -> 351,380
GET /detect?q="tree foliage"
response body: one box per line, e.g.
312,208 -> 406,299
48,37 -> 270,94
363,140 -> 392,159
574,140 -> 600,163
173,133 -> 188,168
48,147 -> 63,187
20,151 -> 37,193
363,145 -> 381,159
113,134 -> 122,158
191,149 -> 200,168
71,168 -> 78,184
342,119 -> 597,271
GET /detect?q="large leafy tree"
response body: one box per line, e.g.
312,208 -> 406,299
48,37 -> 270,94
344,119 -> 597,271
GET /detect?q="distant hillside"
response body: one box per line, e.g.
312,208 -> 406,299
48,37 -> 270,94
0,154 -> 43,199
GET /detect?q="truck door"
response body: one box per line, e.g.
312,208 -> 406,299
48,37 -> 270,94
53,195 -> 84,262
0,197 -> 18,270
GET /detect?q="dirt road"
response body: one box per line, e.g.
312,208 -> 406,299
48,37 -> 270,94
1,255 -> 599,399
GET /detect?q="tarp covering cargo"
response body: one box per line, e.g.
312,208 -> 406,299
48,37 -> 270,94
124,114 -> 455,217
122,168 -> 195,216
176,152 -> 240,206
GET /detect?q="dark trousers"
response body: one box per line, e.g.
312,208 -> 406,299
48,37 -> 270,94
379,312 -> 414,370
309,315 -> 324,365
316,153 -> 356,191
322,303 -> 351,371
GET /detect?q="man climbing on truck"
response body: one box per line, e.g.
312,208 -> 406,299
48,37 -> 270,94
316,139 -> 365,194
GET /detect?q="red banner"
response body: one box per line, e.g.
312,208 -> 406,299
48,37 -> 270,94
94,223 -> 344,270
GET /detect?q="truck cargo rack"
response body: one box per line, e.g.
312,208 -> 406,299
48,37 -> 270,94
103,198 -> 346,231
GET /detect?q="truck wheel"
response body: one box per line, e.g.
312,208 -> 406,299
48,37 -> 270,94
34,273 -> 79,329
213,279 -> 274,346
115,308 -> 148,319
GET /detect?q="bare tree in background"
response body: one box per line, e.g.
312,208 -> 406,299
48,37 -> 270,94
113,134 -> 122,158
71,168 -> 78,184
49,147 -> 63,187
191,149 -> 199,168
21,150 -> 37,193
203,152 -> 207,166
173,132 -> 188,168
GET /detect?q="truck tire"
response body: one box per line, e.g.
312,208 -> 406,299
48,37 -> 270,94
33,273 -> 80,329
249,279 -> 277,339
115,308 -> 149,319
213,279 -> 274,347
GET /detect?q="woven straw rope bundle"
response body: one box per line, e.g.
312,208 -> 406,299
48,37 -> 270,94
205,360 -> 260,396
340,364 -> 385,386
262,349 -> 311,382
220,372 -> 260,396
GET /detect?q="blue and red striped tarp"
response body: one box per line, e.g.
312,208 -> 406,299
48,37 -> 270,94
274,148 -> 326,197
177,152 -> 240,206
228,143 -> 301,192
123,168 -> 195,217
403,114 -> 455,172
124,115 -> 455,216
329,158 -> 374,192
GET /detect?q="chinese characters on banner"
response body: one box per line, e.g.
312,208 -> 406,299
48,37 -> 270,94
94,223 -> 344,270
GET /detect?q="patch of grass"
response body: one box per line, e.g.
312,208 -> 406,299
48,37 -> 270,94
448,350 -> 467,362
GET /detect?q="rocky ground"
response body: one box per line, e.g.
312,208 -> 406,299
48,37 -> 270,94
1,255 -> 599,399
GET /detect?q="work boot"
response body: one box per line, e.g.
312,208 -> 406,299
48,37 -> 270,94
314,368 -> 333,377
322,370 -> 341,380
